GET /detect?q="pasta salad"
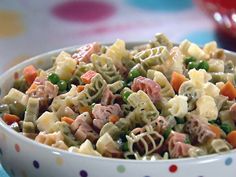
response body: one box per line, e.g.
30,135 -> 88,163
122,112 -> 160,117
1,33 -> 236,160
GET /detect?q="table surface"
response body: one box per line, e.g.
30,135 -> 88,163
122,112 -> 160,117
0,0 -> 226,176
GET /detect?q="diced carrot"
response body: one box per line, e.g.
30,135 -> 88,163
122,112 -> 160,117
2,113 -> 20,125
109,115 -> 120,124
61,117 -> 74,125
220,81 -> 236,100
77,85 -> 85,92
80,70 -> 97,84
170,71 -> 187,93
227,131 -> 236,148
208,124 -> 221,139
23,65 -> 38,85
26,82 -> 38,93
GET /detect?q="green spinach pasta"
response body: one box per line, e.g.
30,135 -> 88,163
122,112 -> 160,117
1,33 -> 236,160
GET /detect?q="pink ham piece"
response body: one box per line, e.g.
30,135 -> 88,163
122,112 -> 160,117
92,104 -> 123,130
26,77 -> 58,109
185,115 -> 215,144
70,114 -> 98,143
131,76 -> 161,104
101,87 -> 121,106
167,132 -> 193,158
151,116 -> 168,134
72,42 -> 101,63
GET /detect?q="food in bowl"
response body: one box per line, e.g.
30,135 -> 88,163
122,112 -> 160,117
1,33 -> 236,161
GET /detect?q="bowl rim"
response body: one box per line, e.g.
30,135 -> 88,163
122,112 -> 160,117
0,42 -> 236,164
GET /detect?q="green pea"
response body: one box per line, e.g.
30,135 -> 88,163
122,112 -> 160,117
208,119 -> 221,125
163,127 -> 172,139
121,142 -> 129,152
48,73 -> 60,84
220,123 -> 232,134
197,60 -> 209,71
122,91 -> 132,103
57,80 -> 67,92
128,68 -> 141,80
188,62 -> 198,70
184,56 -> 197,65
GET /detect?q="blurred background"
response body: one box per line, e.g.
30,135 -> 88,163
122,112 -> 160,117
0,0 -> 236,176
0,0 -> 236,73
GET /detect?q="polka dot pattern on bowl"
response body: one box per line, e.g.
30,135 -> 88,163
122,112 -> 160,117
33,160 -> 40,169
117,165 -> 126,173
169,164 -> 178,173
14,144 -> 20,153
225,157 -> 233,166
0,140 -> 235,177
79,170 -> 88,177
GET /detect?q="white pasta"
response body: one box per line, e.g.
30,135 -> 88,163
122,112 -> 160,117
35,131 -> 68,150
55,51 -> 77,80
78,140 -> 101,157
210,139 -> 231,153
203,82 -> 220,98
216,82 -> 225,90
208,59 -> 224,72
36,111 -> 59,132
188,147 -> 207,157
50,85 -> 78,112
168,95 -> 188,118
68,146 -> 80,153
3,88 -> 28,106
188,43 -> 206,60
203,41 -> 217,56
147,70 -> 175,98
196,95 -> 218,120
188,69 -> 212,89
105,39 -> 129,67
96,133 -> 119,155
179,39 -> 191,56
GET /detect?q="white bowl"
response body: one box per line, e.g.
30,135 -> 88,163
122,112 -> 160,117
0,43 -> 236,177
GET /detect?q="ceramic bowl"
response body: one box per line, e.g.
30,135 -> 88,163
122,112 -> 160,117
0,43 -> 236,177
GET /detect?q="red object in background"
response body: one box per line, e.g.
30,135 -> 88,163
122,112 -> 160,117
196,0 -> 236,50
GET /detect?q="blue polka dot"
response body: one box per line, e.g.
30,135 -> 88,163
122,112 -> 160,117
33,160 -> 40,169
126,0 -> 193,11
79,170 -> 88,177
225,157 -> 233,166
180,30 -> 220,46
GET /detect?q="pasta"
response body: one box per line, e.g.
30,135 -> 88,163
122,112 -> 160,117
168,95 -> 188,118
55,51 -> 77,80
91,54 -> 122,84
23,97 -> 40,133
196,95 -> 218,120
2,34 -> 236,160
134,47 -> 169,69
147,70 -> 175,98
72,73 -> 107,108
